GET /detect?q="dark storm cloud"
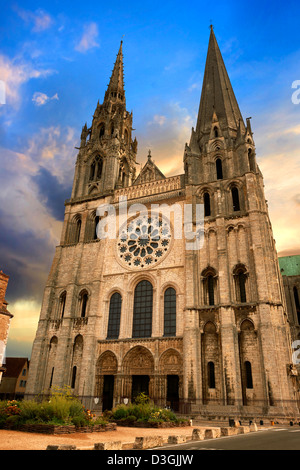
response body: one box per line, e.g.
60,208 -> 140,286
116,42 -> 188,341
0,209 -> 55,302
32,167 -> 72,222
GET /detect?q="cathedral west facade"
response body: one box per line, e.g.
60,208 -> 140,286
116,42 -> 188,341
26,28 -> 299,419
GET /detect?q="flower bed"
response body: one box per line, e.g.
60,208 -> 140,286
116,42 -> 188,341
0,387 -> 113,434
107,393 -> 190,428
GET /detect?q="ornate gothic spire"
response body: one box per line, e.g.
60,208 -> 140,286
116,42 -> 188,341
104,40 -> 125,104
195,26 -> 244,139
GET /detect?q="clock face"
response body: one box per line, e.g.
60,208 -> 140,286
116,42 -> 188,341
117,213 -> 172,269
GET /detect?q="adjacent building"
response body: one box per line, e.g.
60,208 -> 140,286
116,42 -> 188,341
0,358 -> 30,400
0,269 -> 13,384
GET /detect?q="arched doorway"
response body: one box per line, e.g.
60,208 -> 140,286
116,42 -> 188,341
95,351 -> 118,411
158,349 -> 183,411
122,346 -> 154,402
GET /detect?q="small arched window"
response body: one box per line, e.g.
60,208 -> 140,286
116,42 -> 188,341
107,292 -> 122,339
231,187 -> 240,211
234,266 -> 248,303
238,272 -> 247,303
207,275 -> 215,306
202,269 -> 217,306
164,287 -> 176,336
245,361 -> 253,389
216,158 -> 223,179
99,124 -> 105,139
79,291 -> 88,318
59,292 -> 66,318
214,126 -> 219,138
75,218 -> 81,243
204,192 -> 211,217
208,362 -> 215,389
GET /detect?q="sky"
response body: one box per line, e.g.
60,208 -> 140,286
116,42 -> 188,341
1,0 -> 300,359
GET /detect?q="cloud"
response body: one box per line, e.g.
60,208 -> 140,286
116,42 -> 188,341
15,7 -> 53,32
138,101 -> 195,176
0,53 -> 54,108
75,22 -> 100,53
32,92 -> 59,106
32,167 -> 72,221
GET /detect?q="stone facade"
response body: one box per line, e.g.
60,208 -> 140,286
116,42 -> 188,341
0,269 -> 13,383
26,29 -> 299,418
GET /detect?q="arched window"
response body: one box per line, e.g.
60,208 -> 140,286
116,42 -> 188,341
79,291 -> 88,317
234,266 -> 248,303
231,187 -> 240,211
208,362 -> 215,388
90,155 -> 103,182
294,287 -> 300,324
216,158 -> 223,179
132,280 -> 153,338
207,275 -> 215,306
245,361 -> 253,389
75,218 -> 81,243
214,126 -> 219,138
90,161 -> 96,181
107,292 -> 122,339
99,124 -> 105,139
204,192 -> 211,217
59,292 -> 66,318
71,366 -> 77,389
202,269 -> 217,306
164,287 -> 176,336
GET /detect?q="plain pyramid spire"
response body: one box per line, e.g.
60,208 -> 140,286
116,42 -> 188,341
195,26 -> 244,139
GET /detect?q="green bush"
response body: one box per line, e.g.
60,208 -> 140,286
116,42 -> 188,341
0,387 -> 109,429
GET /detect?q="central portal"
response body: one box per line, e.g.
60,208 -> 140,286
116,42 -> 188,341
131,375 -> 149,401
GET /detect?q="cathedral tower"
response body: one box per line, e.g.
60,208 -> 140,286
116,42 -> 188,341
26,33 -> 299,419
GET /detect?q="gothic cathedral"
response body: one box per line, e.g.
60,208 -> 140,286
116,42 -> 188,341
26,28 -> 299,419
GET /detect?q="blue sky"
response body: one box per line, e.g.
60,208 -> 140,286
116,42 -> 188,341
1,0 -> 300,358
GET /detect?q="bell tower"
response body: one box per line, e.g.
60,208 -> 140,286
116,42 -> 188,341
71,41 -> 138,200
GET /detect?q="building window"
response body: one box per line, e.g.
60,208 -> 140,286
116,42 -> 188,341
231,187 -> 240,211
202,269 -> 217,306
214,126 -> 219,138
71,366 -> 77,389
99,124 -> 105,139
75,218 -> 82,243
294,287 -> 300,324
245,361 -> 253,389
132,280 -> 153,338
164,287 -> 176,336
234,266 -> 248,303
216,158 -> 223,179
49,367 -> 54,388
238,272 -> 247,302
208,362 -> 215,388
204,192 -> 211,217
79,291 -> 88,317
107,292 -> 122,339
59,291 -> 66,318
89,155 -> 103,182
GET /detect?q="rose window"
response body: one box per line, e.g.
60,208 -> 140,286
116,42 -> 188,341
117,214 -> 171,269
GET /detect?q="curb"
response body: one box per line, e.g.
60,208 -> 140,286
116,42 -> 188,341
46,425 -> 259,450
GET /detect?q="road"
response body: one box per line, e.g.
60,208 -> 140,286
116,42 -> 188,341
149,427 -> 300,450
